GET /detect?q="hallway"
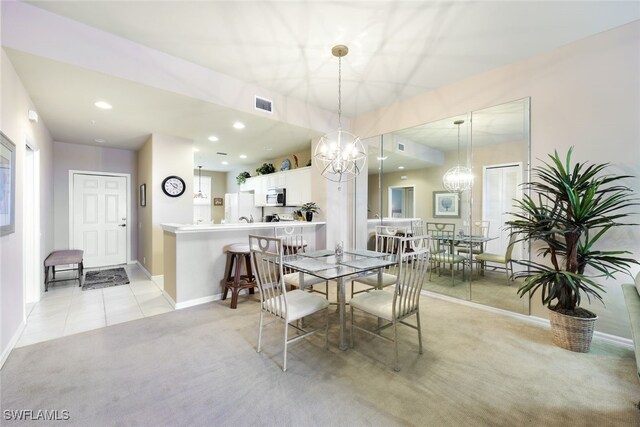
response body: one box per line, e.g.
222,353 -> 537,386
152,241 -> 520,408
17,264 -> 173,347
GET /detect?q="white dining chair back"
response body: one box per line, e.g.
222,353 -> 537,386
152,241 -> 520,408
426,224 -> 465,285
249,235 -> 330,372
411,219 -> 426,236
276,226 -> 308,255
275,227 -> 329,299
351,227 -> 403,297
350,235 -> 430,371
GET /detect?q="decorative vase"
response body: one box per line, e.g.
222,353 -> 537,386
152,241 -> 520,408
305,212 -> 313,222
548,308 -> 598,353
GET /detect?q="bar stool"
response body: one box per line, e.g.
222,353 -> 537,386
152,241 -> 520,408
221,243 -> 256,309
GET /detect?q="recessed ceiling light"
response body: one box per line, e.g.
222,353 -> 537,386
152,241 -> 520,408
398,166 -> 405,169
221,161 -> 229,165
208,135 -> 219,142
94,138 -> 106,143
233,121 -> 245,129
94,101 -> 112,110
239,154 -> 247,159
193,147 -> 200,152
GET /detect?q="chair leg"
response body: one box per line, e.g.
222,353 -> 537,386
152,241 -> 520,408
257,310 -> 264,353
416,311 -> 423,355
283,321 -> 289,372
44,266 -> 49,292
393,320 -> 400,372
325,307 -> 330,350
349,306 -> 355,348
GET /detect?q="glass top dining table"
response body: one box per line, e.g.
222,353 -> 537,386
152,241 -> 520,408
280,249 -> 397,350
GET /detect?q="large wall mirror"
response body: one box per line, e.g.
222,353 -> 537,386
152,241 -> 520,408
361,97 -> 531,315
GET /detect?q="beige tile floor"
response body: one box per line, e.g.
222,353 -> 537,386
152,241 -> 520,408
17,264 -> 173,348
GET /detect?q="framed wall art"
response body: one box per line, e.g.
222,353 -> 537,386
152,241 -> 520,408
433,191 -> 460,218
0,132 -> 16,236
213,197 -> 223,206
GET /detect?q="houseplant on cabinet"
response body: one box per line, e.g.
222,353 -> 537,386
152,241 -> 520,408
300,202 -> 319,222
507,148 -> 637,352
236,171 -> 251,185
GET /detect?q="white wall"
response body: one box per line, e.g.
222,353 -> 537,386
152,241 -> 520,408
352,21 -> 640,338
52,141 -> 138,259
1,48 -> 55,366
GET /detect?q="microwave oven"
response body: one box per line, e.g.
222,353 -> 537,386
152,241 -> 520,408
265,188 -> 286,206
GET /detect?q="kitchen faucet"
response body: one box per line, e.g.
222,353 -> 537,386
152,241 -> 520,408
239,215 -> 254,223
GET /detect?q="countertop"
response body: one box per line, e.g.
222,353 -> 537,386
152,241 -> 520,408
161,221 -> 326,234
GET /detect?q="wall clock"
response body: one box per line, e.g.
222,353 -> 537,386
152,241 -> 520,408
162,176 -> 186,197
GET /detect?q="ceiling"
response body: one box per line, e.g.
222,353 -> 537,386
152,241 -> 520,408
5,1 -> 639,171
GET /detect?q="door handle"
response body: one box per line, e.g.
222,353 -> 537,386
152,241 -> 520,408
119,224 -> 126,227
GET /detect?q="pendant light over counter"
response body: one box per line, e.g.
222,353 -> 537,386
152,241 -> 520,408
194,165 -> 207,199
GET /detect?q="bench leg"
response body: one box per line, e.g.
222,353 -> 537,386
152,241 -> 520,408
44,266 -> 49,292
78,262 -> 84,287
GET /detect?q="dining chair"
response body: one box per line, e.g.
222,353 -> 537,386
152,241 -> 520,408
426,223 -> 465,285
249,235 -> 330,372
455,221 -> 490,274
276,226 -> 329,300
411,219 -> 426,236
350,226 -> 402,297
350,235 -> 430,371
475,231 -> 517,283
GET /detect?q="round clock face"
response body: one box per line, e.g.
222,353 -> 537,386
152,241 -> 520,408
162,176 -> 186,197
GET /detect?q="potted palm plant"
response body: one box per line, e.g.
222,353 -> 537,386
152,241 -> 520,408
300,202 -> 319,222
507,148 -> 637,352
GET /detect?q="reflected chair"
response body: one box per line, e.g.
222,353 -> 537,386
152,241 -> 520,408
351,226 -> 402,297
276,226 -> 329,300
350,236 -> 430,371
249,235 -> 330,372
455,221 -> 490,273
475,231 -> 517,283
411,219 -> 426,236
426,223 -> 465,285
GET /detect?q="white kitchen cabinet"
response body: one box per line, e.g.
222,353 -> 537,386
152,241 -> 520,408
283,167 -> 311,206
239,167 -> 312,207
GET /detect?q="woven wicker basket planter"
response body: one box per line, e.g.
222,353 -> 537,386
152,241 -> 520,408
548,308 -> 598,353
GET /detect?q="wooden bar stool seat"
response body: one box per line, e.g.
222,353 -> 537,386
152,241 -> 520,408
221,243 -> 256,309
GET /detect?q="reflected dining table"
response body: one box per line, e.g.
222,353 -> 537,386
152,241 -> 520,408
280,249 -> 397,350
430,233 -> 498,273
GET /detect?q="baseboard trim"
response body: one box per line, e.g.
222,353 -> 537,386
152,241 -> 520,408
162,289 -> 177,308
136,261 -> 152,280
0,320 -> 26,370
422,290 -> 633,349
174,294 -> 223,310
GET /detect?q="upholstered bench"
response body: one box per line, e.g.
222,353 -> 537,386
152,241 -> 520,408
44,250 -> 84,291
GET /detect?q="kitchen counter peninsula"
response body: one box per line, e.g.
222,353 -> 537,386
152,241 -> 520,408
161,221 -> 326,308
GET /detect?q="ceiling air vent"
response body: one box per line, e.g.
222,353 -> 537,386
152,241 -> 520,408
255,96 -> 273,113
397,143 -> 405,152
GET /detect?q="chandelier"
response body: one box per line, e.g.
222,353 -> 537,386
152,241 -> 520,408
442,120 -> 474,192
194,165 -> 207,199
313,45 -> 366,184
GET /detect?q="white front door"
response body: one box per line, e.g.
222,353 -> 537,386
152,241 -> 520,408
73,174 -> 127,268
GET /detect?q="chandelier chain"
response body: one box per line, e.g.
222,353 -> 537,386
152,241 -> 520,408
338,56 -> 342,130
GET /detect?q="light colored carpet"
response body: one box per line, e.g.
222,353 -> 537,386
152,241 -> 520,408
1,293 -> 639,426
